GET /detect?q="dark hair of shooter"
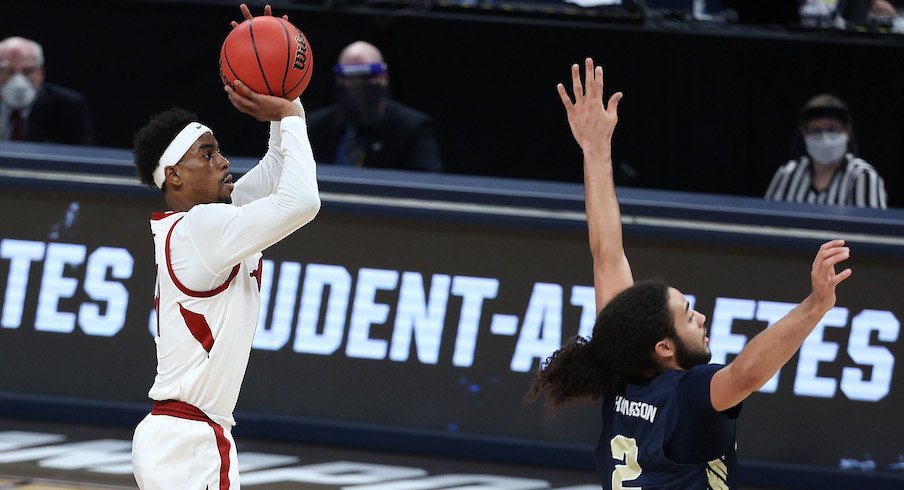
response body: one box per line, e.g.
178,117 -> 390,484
133,108 -> 201,189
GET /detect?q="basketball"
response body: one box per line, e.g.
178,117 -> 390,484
219,16 -> 313,100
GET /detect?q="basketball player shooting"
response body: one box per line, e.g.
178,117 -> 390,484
528,58 -> 852,489
129,4 -> 320,489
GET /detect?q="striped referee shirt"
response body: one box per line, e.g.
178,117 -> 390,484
765,153 -> 887,209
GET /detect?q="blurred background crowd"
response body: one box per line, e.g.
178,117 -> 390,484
1,0 -> 902,207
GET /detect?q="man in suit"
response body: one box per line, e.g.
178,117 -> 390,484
0,36 -> 95,145
306,41 -> 443,172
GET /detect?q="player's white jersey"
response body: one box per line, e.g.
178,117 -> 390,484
144,115 -> 320,428
148,210 -> 263,428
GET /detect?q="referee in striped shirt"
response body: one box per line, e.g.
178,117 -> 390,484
765,94 -> 887,209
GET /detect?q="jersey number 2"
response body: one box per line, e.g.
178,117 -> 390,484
610,435 -> 642,490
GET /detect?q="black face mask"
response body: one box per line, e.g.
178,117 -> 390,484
338,83 -> 386,129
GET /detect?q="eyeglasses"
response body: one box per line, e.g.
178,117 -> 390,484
803,125 -> 845,136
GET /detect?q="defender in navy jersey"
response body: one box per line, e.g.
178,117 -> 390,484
529,59 -> 852,489
599,363 -> 740,489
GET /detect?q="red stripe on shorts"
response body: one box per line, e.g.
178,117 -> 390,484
151,400 -> 231,489
210,421 -> 232,489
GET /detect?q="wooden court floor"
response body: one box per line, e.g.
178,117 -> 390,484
0,416 -> 599,490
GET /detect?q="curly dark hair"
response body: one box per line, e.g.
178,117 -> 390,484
133,108 -> 201,188
527,282 -> 675,410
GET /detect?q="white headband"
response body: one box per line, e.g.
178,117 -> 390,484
152,122 -> 213,189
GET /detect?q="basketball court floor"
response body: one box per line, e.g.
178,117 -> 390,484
0,416 -> 600,490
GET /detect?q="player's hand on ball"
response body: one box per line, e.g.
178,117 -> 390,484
220,8 -> 313,100
225,80 -> 300,121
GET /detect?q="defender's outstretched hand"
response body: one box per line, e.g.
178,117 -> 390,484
557,58 -> 622,153
809,239 -> 853,313
710,239 -> 854,411
565,58 -> 633,310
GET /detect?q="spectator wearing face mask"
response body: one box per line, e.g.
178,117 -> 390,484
0,36 -> 94,145
306,41 -> 443,172
765,94 -> 886,209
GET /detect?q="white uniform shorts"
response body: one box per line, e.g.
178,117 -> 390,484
132,400 -> 239,489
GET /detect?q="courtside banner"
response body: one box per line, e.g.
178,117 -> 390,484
0,180 -> 901,474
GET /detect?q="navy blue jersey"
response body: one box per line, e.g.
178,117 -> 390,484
595,363 -> 742,489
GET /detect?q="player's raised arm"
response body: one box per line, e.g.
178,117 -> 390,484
559,58 -> 630,313
182,80 -> 319,273
709,240 -> 853,412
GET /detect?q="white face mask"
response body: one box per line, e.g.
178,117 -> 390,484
1,73 -> 37,109
805,132 -> 848,165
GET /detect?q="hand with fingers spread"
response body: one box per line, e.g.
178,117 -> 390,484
561,58 -> 633,311
231,3 -> 289,29
557,57 -> 623,155
808,239 -> 853,313
225,80 -> 301,122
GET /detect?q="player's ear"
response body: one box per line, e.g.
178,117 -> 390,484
654,338 -> 675,361
165,165 -> 182,189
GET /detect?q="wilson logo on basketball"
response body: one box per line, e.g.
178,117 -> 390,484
293,33 -> 308,71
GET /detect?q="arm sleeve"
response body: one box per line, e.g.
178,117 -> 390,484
231,121 -> 284,206
183,115 -> 321,275
232,99 -> 306,204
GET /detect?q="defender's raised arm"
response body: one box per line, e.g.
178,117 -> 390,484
558,58 -> 630,313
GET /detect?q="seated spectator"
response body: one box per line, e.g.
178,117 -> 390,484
870,0 -> 898,16
0,36 -> 95,145
834,0 -> 896,24
306,41 -> 443,172
765,94 -> 887,208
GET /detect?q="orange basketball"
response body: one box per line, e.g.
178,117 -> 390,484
219,16 -> 313,100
